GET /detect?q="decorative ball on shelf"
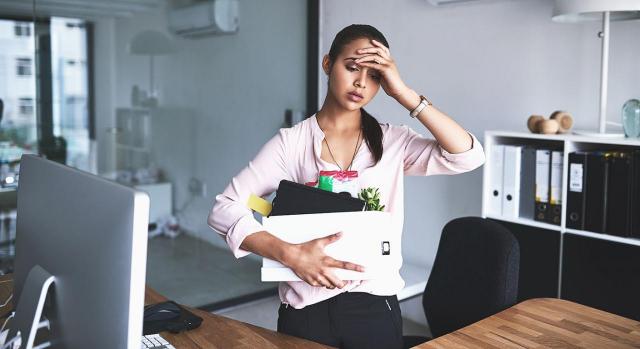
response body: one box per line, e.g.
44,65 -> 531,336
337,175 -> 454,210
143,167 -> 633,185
527,111 -> 574,134
539,119 -> 560,134
549,110 -> 574,134
527,115 -> 544,133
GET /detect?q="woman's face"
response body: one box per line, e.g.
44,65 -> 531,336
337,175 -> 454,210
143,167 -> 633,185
324,37 -> 383,111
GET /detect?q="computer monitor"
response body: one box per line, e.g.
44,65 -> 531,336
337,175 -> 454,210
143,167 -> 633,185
8,155 -> 149,348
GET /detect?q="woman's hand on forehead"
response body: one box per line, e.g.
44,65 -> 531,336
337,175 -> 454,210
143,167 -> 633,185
353,39 -> 409,98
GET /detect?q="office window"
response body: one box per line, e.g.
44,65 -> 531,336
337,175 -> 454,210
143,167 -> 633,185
51,17 -> 91,171
14,22 -> 31,37
16,58 -> 32,76
0,19 -> 37,162
19,98 -> 34,116
63,96 -> 87,129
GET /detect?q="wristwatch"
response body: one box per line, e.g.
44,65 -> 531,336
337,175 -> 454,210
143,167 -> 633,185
410,95 -> 432,118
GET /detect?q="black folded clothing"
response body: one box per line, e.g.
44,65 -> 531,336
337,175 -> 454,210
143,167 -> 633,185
270,180 -> 366,216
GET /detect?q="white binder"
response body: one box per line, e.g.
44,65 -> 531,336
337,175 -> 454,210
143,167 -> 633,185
502,145 -> 522,218
260,211 -> 400,282
533,149 -> 552,222
549,151 -> 563,206
487,145 -> 505,216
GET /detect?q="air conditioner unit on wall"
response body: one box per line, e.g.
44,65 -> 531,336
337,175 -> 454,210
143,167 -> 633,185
168,0 -> 238,38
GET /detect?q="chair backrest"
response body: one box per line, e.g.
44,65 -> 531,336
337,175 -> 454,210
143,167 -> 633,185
423,217 -> 519,338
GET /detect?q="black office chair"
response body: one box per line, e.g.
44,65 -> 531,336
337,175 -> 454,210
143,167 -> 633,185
403,217 -> 520,348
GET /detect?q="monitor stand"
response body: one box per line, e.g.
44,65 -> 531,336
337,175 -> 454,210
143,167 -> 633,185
7,265 -> 55,349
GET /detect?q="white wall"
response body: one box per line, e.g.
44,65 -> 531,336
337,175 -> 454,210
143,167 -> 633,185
320,0 -> 640,266
94,0 -> 307,250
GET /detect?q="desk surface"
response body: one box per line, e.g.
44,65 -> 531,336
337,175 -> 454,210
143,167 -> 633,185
144,287 -> 333,348
416,298 -> 640,349
0,275 -> 332,349
2,274 -> 639,348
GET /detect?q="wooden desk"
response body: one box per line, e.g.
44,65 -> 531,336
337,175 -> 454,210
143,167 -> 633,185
5,273 -> 639,348
0,275 -> 332,348
144,287 -> 333,348
416,298 -> 640,349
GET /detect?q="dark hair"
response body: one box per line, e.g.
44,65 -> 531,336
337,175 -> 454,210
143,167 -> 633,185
327,24 -> 388,165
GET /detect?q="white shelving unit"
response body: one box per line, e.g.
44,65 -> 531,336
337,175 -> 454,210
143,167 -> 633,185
481,130 -> 640,246
115,107 -> 152,171
482,131 -> 640,300
484,214 -> 562,232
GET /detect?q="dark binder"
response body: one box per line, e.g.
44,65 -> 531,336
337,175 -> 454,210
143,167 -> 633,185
605,152 -> 633,237
547,151 -> 563,226
269,180 -> 366,216
519,147 -> 536,220
566,152 -> 588,230
632,150 -> 640,238
584,152 -> 609,233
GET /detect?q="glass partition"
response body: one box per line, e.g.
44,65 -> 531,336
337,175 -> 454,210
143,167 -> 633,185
50,17 -> 90,171
0,17 -> 36,273
16,0 -> 308,308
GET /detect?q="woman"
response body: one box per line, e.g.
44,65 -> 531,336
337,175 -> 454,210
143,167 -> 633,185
209,24 -> 485,348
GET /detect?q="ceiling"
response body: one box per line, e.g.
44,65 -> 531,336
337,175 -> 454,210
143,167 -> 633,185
0,0 -> 162,19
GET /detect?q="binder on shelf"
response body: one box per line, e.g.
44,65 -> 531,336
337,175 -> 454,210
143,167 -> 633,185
584,152 -> 609,234
632,150 -> 640,238
519,147 -> 536,220
534,149 -> 551,223
605,152 -> 633,237
502,145 -> 522,218
566,152 -> 588,230
487,145 -> 505,216
547,151 -> 563,226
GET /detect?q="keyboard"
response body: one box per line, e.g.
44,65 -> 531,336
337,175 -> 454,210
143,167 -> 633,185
141,334 -> 176,349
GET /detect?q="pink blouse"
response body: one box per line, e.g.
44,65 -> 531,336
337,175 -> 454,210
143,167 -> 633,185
208,114 -> 485,308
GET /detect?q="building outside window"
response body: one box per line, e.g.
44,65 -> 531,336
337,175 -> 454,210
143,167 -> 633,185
14,22 -> 31,37
0,19 -> 37,153
16,57 -> 32,76
18,97 -> 34,116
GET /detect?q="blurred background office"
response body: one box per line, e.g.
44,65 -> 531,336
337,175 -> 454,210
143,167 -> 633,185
1,0 -> 639,333
0,0 -> 307,310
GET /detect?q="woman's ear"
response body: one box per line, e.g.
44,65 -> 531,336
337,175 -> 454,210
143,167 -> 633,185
322,55 -> 331,75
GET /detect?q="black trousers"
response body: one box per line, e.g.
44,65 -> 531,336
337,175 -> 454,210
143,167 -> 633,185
277,292 -> 403,349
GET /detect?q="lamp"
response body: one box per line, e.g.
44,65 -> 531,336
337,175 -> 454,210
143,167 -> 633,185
129,30 -> 176,106
552,0 -> 640,137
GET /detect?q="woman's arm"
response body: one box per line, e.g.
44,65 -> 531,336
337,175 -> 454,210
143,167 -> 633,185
208,130 -> 291,259
209,129 -> 363,289
354,39 -> 472,154
394,89 -> 473,154
241,231 -> 364,289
